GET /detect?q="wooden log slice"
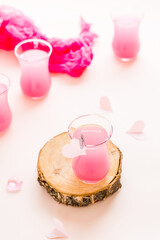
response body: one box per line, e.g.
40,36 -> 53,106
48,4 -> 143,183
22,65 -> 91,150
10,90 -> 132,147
37,132 -> 122,207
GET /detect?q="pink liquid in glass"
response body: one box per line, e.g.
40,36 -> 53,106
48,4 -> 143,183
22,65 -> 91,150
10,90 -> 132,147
19,49 -> 51,98
0,84 -> 12,133
72,125 -> 110,184
112,16 -> 140,60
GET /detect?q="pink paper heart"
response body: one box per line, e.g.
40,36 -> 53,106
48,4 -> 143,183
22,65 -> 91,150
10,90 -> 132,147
126,120 -> 145,134
131,133 -> 146,141
46,218 -> 68,239
6,178 -> 23,193
100,96 -> 112,112
62,139 -> 86,158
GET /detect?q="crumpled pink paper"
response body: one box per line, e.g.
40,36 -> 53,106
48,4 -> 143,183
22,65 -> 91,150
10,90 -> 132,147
0,6 -> 97,77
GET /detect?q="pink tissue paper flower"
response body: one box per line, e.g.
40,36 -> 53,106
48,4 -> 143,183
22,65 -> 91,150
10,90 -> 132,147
0,6 -> 97,77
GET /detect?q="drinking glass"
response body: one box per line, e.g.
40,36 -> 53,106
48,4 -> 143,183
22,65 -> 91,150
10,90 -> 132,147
111,7 -> 143,61
0,73 -> 12,133
68,114 -> 113,184
14,39 -> 52,98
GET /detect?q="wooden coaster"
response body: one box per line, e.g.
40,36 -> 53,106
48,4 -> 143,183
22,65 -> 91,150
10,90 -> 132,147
37,132 -> 122,207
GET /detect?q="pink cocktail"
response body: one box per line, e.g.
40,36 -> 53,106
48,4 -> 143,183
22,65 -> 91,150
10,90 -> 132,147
112,7 -> 143,61
0,74 -> 12,133
68,114 -> 113,184
14,39 -> 52,98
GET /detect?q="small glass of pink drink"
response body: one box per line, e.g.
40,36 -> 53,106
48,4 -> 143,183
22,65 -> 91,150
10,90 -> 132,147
111,7 -> 143,61
68,114 -> 113,184
0,74 -> 12,133
14,39 -> 52,99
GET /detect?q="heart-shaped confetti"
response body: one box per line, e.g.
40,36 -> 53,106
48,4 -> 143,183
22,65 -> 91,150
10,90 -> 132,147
131,133 -> 146,141
6,178 -> 23,193
126,120 -> 145,134
62,139 -> 86,158
100,96 -> 112,112
46,218 -> 68,239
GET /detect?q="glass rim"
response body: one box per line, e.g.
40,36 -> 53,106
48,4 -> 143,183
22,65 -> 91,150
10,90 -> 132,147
68,113 -> 113,148
14,38 -> 53,63
0,73 -> 10,95
111,6 -> 144,20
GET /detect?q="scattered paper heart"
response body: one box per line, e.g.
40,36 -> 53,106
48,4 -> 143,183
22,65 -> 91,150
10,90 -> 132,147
131,133 -> 147,141
6,178 -> 23,193
62,139 -> 86,158
100,96 -> 113,112
46,218 -> 68,239
126,120 -> 145,134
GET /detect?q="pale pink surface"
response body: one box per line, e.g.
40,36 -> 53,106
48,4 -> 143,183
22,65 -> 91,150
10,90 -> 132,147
0,83 -> 12,133
46,218 -> 68,239
72,125 -> 110,184
62,139 -> 86,159
0,6 -> 97,77
6,178 -> 23,192
19,49 -> 51,98
127,120 -> 145,134
0,1 -> 159,239
100,96 -> 112,112
112,16 -> 140,59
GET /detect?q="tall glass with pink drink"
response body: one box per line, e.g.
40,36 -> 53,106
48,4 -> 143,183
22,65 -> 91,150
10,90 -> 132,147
68,114 -> 113,184
111,7 -> 143,61
0,74 -> 12,133
15,39 -> 52,98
